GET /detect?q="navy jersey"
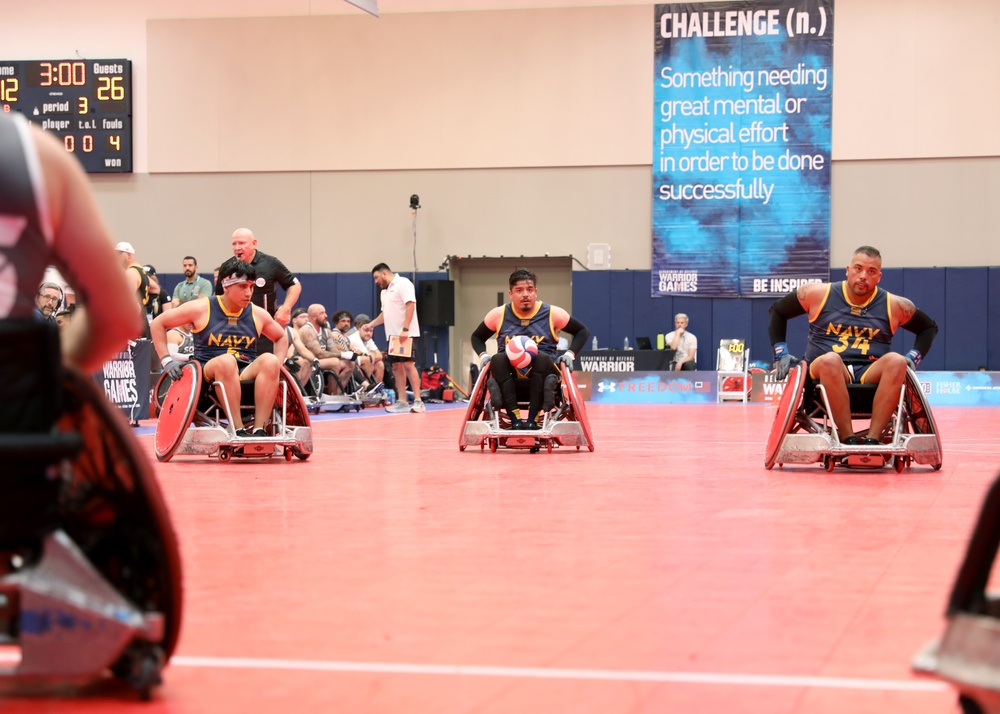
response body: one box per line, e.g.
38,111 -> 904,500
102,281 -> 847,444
0,113 -> 53,320
193,296 -> 261,363
495,302 -> 558,357
805,282 -> 894,364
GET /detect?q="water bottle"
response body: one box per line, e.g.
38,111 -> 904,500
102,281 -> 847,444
624,337 -> 629,350
592,336 -> 598,351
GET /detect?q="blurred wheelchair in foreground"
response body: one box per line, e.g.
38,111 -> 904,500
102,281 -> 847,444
764,360 -> 942,472
1,365 -> 182,699
914,472 -> 1000,714
154,361 -> 312,462
459,361 -> 594,454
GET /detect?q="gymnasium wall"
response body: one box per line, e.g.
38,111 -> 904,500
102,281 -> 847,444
3,0 -> 999,275
6,0 -> 1000,373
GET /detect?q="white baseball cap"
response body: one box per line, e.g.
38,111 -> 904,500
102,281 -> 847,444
115,241 -> 135,254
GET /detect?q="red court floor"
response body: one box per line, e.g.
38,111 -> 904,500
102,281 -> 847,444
4,402 -> 999,713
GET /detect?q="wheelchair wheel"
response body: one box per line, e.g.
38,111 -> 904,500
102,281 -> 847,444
559,363 -> 595,452
903,368 -> 943,470
275,364 -> 312,429
764,361 -> 808,470
58,368 -> 184,663
154,362 -> 202,462
458,363 -> 492,451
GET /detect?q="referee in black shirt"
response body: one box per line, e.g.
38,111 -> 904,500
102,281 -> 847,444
217,227 -> 302,353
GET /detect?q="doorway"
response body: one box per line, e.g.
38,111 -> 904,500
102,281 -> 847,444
448,257 -> 573,386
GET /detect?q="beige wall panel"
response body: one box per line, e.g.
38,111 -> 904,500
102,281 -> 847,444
307,166 -> 652,273
90,172 -> 313,273
829,156 -> 1000,267
148,7 -> 652,172
832,0 -> 1000,160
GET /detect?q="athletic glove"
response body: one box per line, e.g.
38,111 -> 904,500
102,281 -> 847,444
556,350 -> 576,372
904,349 -> 922,371
341,350 -> 355,361
160,356 -> 185,381
772,342 -> 797,381
283,358 -> 301,374
478,352 -> 492,369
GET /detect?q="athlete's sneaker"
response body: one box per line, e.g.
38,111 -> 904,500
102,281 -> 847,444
841,435 -> 861,446
411,400 -> 426,413
859,436 -> 880,446
236,427 -> 267,438
386,401 -> 411,414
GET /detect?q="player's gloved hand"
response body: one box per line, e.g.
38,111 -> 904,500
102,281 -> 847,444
312,359 -> 322,373
556,350 -> 576,372
904,349 -> 922,371
341,350 -> 355,361
283,358 -> 300,374
478,352 -> 492,369
772,342 -> 797,381
160,356 -> 185,381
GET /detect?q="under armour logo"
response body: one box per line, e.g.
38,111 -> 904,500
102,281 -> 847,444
597,380 -> 617,393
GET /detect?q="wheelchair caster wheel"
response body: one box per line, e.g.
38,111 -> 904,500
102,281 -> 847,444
892,455 -> 907,473
489,439 -> 498,453
823,455 -> 836,472
117,644 -> 164,701
219,448 -> 231,462
285,448 -> 294,461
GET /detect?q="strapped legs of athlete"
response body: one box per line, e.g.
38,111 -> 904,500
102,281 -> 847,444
809,351 -> 909,442
203,352 -> 282,432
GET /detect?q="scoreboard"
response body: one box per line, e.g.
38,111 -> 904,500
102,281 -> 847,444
0,59 -> 132,173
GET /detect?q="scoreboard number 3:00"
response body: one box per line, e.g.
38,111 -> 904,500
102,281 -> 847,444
1,59 -> 132,173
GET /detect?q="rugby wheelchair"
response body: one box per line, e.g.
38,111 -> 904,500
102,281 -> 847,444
764,360 -> 942,472
458,361 -> 594,453
913,471 -> 1000,714
154,360 -> 312,462
1,323 -> 182,699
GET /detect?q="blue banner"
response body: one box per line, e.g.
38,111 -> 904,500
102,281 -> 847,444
652,1 -> 833,297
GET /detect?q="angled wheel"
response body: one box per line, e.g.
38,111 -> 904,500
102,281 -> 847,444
764,361 -> 808,469
458,362 -> 491,451
274,365 -> 312,428
904,367 -> 943,469
559,363 -> 595,452
154,362 -> 202,462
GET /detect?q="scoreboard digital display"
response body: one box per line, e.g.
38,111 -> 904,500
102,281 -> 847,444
0,59 -> 132,173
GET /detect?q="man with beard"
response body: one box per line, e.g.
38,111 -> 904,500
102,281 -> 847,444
769,245 -> 938,445
171,255 -> 214,308
470,268 -> 589,430
153,257 -> 288,437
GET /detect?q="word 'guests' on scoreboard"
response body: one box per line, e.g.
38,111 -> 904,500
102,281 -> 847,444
0,59 -> 132,173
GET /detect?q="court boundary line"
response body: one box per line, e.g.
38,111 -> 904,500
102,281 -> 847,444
170,656 -> 947,692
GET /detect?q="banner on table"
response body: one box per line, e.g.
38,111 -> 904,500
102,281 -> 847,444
96,339 -> 152,422
652,0 -> 833,298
